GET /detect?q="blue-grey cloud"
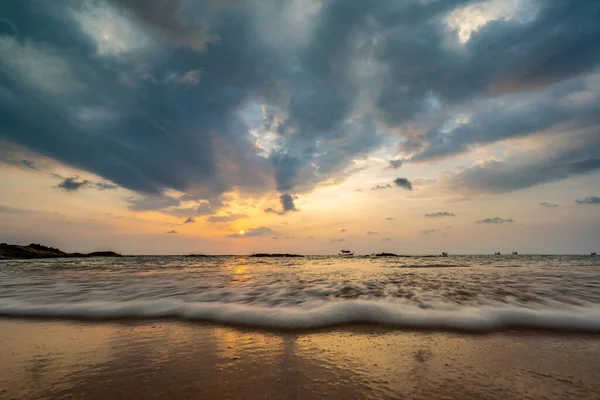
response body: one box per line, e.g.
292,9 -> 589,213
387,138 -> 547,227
476,217 -> 514,224
207,214 -> 247,223
445,133 -> 600,194
387,159 -> 403,170
425,212 -> 455,217
394,178 -> 412,190
372,184 -> 392,190
264,193 -> 297,215
575,196 -> 600,205
1,0 -> 599,205
540,202 -> 559,208
57,177 -> 90,191
55,175 -> 117,192
227,226 -> 273,238
0,205 -> 34,214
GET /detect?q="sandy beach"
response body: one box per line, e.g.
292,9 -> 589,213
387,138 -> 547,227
1,319 -> 599,400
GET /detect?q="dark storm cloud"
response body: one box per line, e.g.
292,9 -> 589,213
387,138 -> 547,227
476,217 -> 514,224
575,196 -> 600,205
425,212 -> 455,217
1,0 -> 600,205
394,178 -> 413,190
540,202 -> 559,208
227,226 -> 273,238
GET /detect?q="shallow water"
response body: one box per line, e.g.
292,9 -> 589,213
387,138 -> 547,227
1,255 -> 600,331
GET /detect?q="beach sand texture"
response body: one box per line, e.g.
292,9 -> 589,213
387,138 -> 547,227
2,320 -> 600,400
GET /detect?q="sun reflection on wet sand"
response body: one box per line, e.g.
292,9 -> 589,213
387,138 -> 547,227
1,320 -> 600,399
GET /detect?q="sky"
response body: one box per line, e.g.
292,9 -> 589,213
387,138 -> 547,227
1,0 -> 599,255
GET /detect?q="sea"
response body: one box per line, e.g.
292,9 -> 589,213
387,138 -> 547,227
1,255 -> 600,332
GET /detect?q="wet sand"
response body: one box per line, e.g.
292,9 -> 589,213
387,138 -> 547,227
1,320 -> 600,399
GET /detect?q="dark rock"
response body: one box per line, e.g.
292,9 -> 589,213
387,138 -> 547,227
0,243 -> 122,259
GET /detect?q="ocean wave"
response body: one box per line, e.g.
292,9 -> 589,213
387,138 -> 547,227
1,300 -> 600,332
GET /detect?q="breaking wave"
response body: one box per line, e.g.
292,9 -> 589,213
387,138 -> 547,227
1,300 -> 600,332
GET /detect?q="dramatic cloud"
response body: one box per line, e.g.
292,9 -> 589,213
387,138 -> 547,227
264,194 -> 298,215
575,196 -> 600,205
227,226 -> 273,238
425,212 -> 455,217
184,217 -> 195,224
476,217 -> 514,224
2,0 -> 600,208
540,202 -> 559,208
394,178 -> 413,190
207,214 -> 248,223
166,230 -> 178,234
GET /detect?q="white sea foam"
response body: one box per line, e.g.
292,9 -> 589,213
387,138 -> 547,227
1,300 -> 600,332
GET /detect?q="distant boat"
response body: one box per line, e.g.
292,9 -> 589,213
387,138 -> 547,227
441,252 -> 448,257
338,250 -> 354,257
592,252 -> 597,256
494,252 -> 501,255
512,252 -> 518,255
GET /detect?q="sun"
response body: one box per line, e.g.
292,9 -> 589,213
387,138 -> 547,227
239,230 -> 245,235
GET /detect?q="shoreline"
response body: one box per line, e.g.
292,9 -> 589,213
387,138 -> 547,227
2,319 -> 600,399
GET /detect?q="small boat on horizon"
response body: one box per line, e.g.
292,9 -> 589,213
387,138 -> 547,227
338,250 -> 354,257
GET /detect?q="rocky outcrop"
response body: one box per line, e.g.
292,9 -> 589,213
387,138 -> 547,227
0,243 -> 122,259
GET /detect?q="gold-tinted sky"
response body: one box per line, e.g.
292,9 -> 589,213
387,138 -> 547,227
1,0 -> 599,254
